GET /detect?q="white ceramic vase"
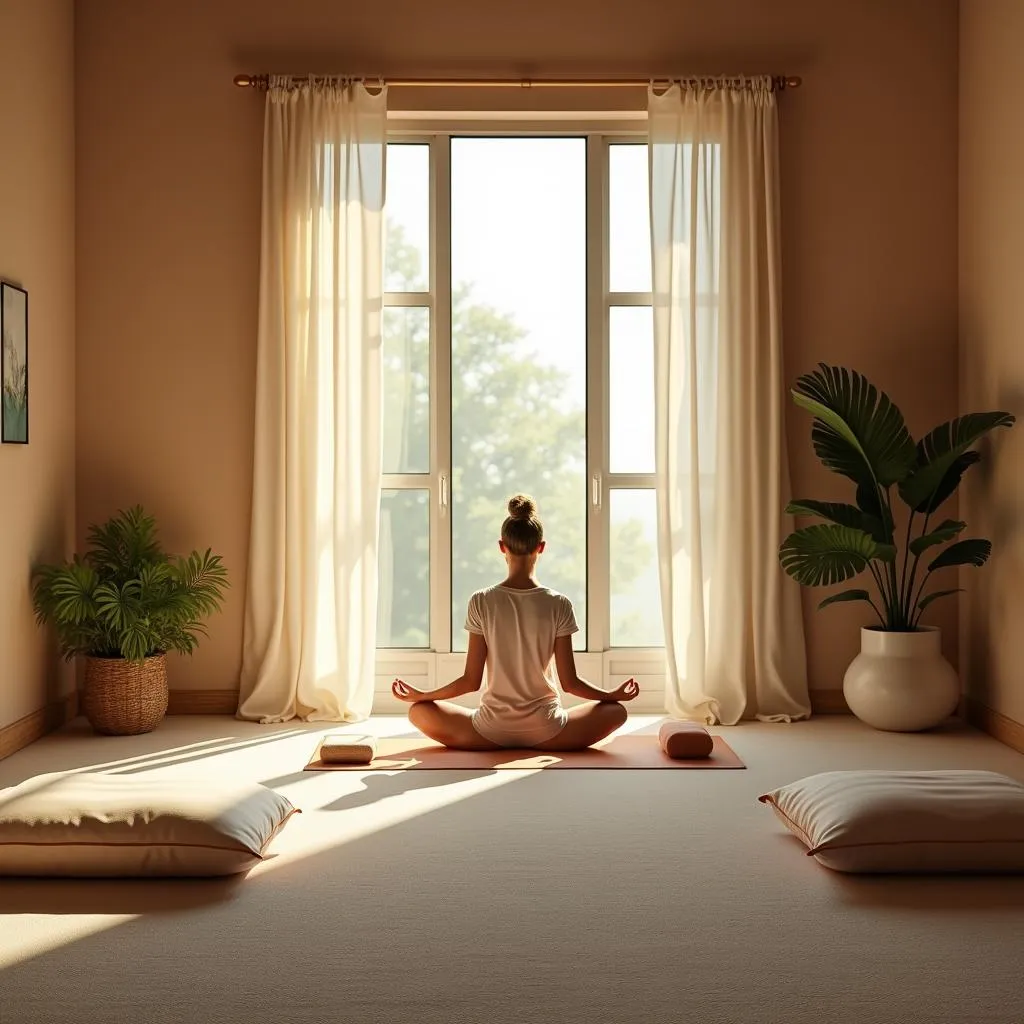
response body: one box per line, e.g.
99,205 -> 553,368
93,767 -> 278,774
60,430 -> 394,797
842,626 -> 960,732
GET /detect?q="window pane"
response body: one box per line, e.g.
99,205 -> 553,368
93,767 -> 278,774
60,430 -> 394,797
609,144 -> 651,293
385,144 -> 429,292
610,490 -> 663,647
383,307 -> 430,474
609,306 -> 655,473
450,138 -> 587,651
377,489 -> 430,648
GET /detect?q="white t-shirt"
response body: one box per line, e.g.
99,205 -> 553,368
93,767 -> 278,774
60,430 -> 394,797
465,584 -> 578,743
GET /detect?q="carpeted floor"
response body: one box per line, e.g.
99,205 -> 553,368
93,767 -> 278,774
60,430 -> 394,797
2,713 -> 1024,1024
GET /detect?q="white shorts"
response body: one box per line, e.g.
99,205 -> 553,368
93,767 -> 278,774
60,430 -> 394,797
471,706 -> 569,748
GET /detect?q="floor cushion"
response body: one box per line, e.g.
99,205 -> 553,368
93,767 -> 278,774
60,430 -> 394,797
658,721 -> 714,759
0,771 -> 299,877
759,769 -> 1024,873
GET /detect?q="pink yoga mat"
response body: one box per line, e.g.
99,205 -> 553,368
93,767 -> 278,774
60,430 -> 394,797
304,734 -> 745,771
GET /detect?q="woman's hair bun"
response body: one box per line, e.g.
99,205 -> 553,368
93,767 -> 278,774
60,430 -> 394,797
507,493 -> 537,520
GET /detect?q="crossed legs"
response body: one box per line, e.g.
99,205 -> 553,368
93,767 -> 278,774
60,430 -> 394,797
407,701 -> 500,750
407,700 -> 627,752
534,701 -> 627,751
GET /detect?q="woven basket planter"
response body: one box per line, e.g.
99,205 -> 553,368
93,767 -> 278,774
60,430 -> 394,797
82,654 -> 169,735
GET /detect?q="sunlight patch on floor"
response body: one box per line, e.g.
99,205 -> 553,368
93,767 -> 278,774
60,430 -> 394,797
72,730 -> 313,776
255,768 -> 537,876
598,714 -> 664,736
0,915 -> 137,970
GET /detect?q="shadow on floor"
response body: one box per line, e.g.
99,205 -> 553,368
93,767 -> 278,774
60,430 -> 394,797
829,872 -> 1024,911
767,832 -> 1024,910
320,768 -> 499,811
0,874 -> 244,915
261,765 -> 499,809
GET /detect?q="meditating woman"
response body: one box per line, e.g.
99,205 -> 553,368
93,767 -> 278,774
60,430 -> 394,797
391,493 -> 639,750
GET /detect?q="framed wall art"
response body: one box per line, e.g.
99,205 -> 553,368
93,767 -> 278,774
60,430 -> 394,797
1,281 -> 28,444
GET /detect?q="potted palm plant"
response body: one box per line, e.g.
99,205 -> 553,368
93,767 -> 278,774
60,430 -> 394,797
31,506 -> 228,735
779,364 -> 1014,732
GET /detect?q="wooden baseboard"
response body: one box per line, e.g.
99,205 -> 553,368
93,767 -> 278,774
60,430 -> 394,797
965,698 -> 1024,755
167,689 -> 239,715
0,691 -> 79,762
809,689 -> 850,714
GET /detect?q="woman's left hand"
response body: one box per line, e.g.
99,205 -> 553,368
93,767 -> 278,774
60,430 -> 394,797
392,678 -> 427,703
607,678 -> 640,702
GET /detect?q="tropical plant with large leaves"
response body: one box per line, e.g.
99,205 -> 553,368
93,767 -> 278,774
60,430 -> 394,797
31,506 -> 229,662
779,364 -> 1013,631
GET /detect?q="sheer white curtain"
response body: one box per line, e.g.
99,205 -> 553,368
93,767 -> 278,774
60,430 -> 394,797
648,78 -> 810,724
238,79 -> 387,723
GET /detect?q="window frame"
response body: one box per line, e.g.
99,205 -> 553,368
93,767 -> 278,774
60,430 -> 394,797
597,137 -> 660,653
377,117 -> 668,712
380,135 -> 451,656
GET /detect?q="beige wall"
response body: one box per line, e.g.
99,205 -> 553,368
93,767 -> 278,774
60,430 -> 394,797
960,0 -> 1024,725
75,0 -> 959,694
0,0 -> 76,730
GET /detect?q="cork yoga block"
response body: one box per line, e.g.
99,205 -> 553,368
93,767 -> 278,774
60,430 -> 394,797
659,721 -> 714,759
319,734 -> 377,765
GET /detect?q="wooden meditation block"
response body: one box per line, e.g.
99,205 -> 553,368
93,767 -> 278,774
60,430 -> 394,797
319,734 -> 377,765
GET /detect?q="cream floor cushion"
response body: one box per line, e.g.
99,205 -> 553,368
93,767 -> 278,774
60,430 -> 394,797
0,772 -> 299,877
759,769 -> 1024,873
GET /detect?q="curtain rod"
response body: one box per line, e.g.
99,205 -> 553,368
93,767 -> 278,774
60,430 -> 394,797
233,74 -> 802,92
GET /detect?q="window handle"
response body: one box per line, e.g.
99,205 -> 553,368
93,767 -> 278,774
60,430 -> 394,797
439,473 -> 448,510
592,473 -> 602,511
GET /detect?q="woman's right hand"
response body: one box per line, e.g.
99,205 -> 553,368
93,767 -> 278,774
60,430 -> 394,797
607,678 -> 640,702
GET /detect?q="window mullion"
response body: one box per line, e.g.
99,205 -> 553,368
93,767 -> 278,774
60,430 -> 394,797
606,291 -> 653,306
605,473 -> 657,489
384,291 -> 433,307
586,133 -> 609,667
431,134 -> 453,655
381,474 -> 433,488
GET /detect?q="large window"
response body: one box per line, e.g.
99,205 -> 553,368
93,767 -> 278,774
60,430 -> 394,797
378,131 -> 663,668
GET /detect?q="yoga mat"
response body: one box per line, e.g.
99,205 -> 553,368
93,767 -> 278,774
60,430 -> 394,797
304,734 -> 745,771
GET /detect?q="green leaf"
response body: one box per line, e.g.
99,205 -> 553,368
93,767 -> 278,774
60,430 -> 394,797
917,588 -> 964,612
855,478 -> 894,541
85,504 -> 165,583
818,589 -> 873,611
912,451 -> 981,514
899,413 -> 1015,512
927,538 -> 992,572
779,525 -> 897,587
909,519 -> 966,556
792,364 -> 917,487
785,500 -> 885,539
